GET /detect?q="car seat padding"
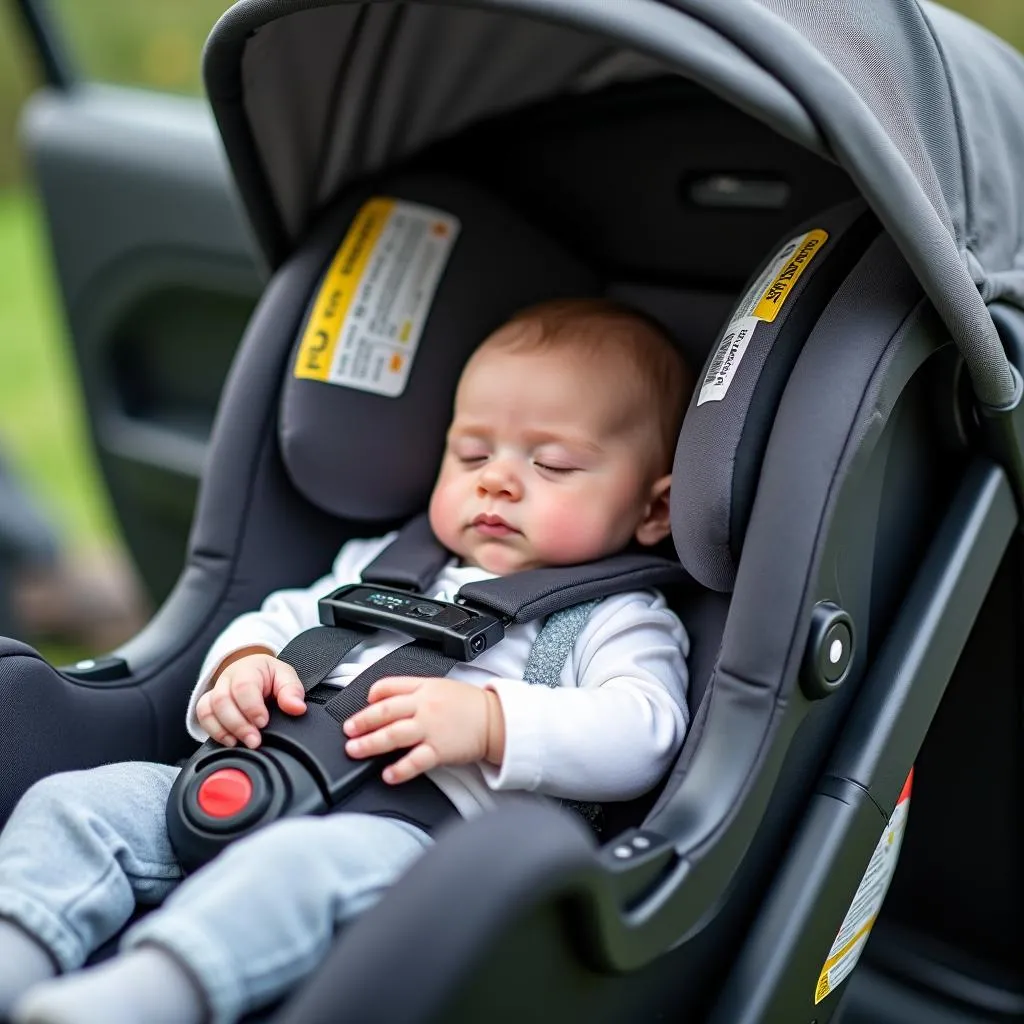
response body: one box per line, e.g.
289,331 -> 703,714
673,199 -> 880,592
277,173 -> 599,521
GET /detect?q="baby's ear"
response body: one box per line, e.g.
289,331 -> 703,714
635,474 -> 672,547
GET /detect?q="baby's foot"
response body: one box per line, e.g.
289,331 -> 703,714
11,948 -> 206,1024
0,919 -> 57,1017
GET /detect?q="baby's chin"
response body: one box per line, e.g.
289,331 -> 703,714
460,541 -> 543,576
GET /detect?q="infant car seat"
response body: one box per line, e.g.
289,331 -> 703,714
4,2 -> 1024,1022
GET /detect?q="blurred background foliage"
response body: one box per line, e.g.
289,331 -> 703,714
0,0 -> 1022,641
0,1 -> 226,185
0,0 -> 226,558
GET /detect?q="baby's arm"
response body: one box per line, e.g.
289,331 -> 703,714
482,593 -> 689,802
186,533 -> 399,741
342,593 -> 687,797
343,676 -> 506,784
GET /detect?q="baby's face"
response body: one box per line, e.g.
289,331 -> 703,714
428,336 -> 670,574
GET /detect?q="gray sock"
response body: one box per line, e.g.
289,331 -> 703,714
0,919 -> 58,1016
10,947 -> 207,1024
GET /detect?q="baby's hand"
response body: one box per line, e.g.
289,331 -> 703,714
195,651 -> 306,750
343,677 -> 506,784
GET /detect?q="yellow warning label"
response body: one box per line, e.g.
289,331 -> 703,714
292,197 -> 460,397
697,227 -> 829,407
295,198 -> 394,381
753,229 -> 828,322
814,771 -> 912,1004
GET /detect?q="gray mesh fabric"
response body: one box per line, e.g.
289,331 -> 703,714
277,174 -> 598,520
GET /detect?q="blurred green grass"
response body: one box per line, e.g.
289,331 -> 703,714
0,186 -> 124,663
0,186 -> 115,550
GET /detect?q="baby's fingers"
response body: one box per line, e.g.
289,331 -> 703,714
344,695 -> 415,738
345,717 -> 422,759
207,687 -> 261,749
367,676 -> 422,703
228,675 -> 271,728
196,693 -> 238,748
382,743 -> 439,785
270,661 -> 307,716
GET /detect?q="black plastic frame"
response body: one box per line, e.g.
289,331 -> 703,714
708,458 -> 1017,1023
11,0 -> 76,88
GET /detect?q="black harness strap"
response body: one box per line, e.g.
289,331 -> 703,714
278,625 -> 371,694
359,515 -> 451,591
322,645 -> 457,724
460,552 -> 692,622
268,517 -> 693,837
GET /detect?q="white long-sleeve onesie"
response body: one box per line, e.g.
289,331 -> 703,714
186,534 -> 690,820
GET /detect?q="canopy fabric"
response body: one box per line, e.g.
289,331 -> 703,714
204,0 -> 1024,407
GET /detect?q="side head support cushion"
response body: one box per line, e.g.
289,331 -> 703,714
279,174 -> 599,521
673,199 -> 880,592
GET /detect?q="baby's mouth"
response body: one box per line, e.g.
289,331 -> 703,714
471,513 -> 519,537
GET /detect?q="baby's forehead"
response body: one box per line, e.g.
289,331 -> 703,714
472,316 -> 639,370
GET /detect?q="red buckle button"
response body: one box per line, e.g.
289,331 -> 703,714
196,768 -> 253,819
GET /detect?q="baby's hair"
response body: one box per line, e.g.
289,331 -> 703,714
489,297 -> 694,469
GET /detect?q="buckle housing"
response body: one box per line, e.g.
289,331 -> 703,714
318,584 -> 505,661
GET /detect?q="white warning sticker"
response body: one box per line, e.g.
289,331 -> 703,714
696,316 -> 759,406
697,228 -> 828,406
293,198 -> 460,397
814,770 -> 913,1005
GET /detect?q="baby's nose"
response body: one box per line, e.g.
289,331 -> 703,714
478,459 -> 522,499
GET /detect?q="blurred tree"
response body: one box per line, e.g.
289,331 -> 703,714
0,4 -> 40,186
0,1 -> 225,189
45,0 -> 226,96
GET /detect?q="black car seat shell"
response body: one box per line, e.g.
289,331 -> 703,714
2,1 -> 1024,1021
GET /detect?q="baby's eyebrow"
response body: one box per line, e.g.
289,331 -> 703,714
523,431 -> 604,455
446,424 -> 490,441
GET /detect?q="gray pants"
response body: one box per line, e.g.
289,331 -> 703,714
0,762 -> 432,1023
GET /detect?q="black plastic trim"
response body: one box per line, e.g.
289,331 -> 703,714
863,922 -> 1024,1018
59,655 -> 130,684
13,0 -> 76,89
829,459 -> 1017,812
706,459 -> 1017,1024
981,303 -> 1024,522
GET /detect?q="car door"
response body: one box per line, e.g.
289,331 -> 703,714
8,0 -> 263,604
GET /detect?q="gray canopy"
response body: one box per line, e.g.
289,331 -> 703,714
205,0 -> 1024,408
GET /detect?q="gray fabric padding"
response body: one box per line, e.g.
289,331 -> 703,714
650,232 -> 926,824
205,0 -> 1024,409
672,199 -> 869,592
721,233 -> 924,686
278,174 -> 599,520
206,0 -> 817,256
459,555 -> 690,623
608,283 -> 735,376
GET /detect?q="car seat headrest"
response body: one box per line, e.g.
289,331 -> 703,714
673,198 -> 879,592
279,175 -> 600,521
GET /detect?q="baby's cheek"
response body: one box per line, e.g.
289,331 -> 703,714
534,499 -> 615,564
428,481 -> 460,550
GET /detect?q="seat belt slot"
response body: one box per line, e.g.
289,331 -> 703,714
318,583 -> 506,661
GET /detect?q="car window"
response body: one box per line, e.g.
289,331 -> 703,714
42,0 -> 229,95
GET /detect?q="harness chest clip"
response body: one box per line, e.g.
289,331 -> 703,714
318,584 -> 505,661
